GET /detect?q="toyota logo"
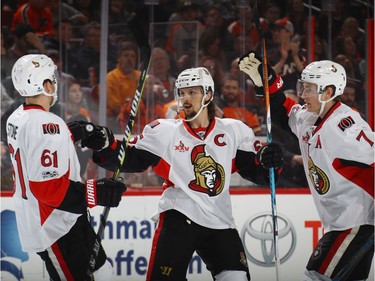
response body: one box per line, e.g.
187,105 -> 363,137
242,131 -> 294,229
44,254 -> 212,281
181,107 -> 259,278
241,212 -> 296,267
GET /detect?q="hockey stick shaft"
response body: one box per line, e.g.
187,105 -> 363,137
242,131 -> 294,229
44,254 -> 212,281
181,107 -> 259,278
332,232 -> 374,281
253,2 -> 280,280
86,16 -> 151,279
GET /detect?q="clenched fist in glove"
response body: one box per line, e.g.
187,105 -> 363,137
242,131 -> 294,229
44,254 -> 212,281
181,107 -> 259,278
238,51 -> 284,98
81,126 -> 115,151
256,143 -> 283,169
68,121 -> 115,151
86,178 -> 126,208
68,120 -> 96,143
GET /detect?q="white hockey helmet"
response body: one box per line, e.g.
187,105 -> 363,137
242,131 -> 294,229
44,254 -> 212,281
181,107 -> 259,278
12,54 -> 59,106
174,67 -> 214,99
299,60 -> 346,98
174,67 -> 215,121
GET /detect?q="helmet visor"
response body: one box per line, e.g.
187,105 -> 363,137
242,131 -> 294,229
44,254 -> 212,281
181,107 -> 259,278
296,80 -> 318,97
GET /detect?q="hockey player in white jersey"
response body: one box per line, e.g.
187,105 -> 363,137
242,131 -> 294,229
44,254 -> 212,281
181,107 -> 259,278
69,67 -> 283,280
6,54 -> 126,281
239,52 -> 374,281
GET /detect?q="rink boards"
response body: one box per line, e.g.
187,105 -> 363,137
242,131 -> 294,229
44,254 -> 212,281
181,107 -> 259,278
1,188 -> 373,281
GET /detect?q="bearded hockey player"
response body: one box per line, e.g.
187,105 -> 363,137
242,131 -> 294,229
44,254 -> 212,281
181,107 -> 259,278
239,52 -> 374,281
7,54 -> 126,280
70,66 -> 283,280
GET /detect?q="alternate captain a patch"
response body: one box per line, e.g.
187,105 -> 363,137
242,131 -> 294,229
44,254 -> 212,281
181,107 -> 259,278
42,123 -> 60,135
338,116 -> 355,132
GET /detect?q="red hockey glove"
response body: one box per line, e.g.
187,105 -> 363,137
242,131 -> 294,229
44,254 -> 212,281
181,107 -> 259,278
256,143 -> 283,169
238,51 -> 284,98
85,178 -> 126,208
81,126 -> 115,151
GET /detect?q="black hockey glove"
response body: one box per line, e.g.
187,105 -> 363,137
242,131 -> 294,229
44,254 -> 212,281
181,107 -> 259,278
238,51 -> 283,98
85,178 -> 126,208
81,126 -> 115,151
68,120 -> 96,143
256,143 -> 283,169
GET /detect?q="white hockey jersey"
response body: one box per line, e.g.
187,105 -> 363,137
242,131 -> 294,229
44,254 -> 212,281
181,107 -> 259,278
6,104 -> 82,252
127,118 -> 261,229
288,102 -> 374,232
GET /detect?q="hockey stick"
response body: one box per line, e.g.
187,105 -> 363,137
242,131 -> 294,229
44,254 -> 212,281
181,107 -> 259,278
85,15 -> 151,280
332,232 -> 374,281
252,2 -> 280,280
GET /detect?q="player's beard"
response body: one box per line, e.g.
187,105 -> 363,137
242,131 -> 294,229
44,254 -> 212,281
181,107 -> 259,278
184,108 -> 198,119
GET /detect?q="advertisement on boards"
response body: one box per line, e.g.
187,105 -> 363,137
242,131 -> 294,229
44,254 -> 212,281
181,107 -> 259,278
1,191 -> 374,281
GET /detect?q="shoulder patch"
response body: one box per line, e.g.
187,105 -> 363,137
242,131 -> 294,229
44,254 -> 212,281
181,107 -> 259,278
337,116 -> 355,131
43,123 -> 60,135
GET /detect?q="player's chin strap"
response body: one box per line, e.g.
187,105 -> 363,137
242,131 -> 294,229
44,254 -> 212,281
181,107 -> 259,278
315,91 -> 336,116
177,91 -> 213,122
43,91 -> 58,107
178,100 -> 211,122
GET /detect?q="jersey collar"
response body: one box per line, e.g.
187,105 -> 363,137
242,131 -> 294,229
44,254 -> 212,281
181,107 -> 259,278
23,104 -> 46,111
183,118 -> 216,140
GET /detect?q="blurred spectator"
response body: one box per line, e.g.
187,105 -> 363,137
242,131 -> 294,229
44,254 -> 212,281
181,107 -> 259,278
232,33 -> 258,62
1,82 -> 14,113
340,81 -> 365,119
198,55 -> 224,97
74,22 -> 117,87
1,140 -> 13,191
150,47 -> 176,99
218,73 -> 261,135
45,0 -> 88,26
62,80 -> 92,178
71,0 -> 100,23
45,49 -> 75,112
198,27 -> 229,70
260,1 -> 282,37
201,5 -> 235,64
106,41 -> 140,133
267,17 -> 307,92
11,0 -> 54,37
63,80 -> 90,123
108,0 -> 133,44
118,74 -> 169,134
42,20 -> 78,75
285,0 -> 306,39
166,0 -> 204,72
227,5 -> 260,52
333,35 -> 363,83
2,23 -> 45,79
228,57 -> 262,115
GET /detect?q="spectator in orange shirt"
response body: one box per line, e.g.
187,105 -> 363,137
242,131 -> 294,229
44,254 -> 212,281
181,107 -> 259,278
11,0 -> 54,37
218,73 -> 261,135
106,40 -> 140,133
118,74 -> 169,134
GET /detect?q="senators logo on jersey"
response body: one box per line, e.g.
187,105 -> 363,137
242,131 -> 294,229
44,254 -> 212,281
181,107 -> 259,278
188,144 -> 225,196
42,123 -> 60,135
308,157 -> 330,195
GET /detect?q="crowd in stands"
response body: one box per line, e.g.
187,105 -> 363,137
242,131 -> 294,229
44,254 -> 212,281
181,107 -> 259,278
1,0 -> 373,190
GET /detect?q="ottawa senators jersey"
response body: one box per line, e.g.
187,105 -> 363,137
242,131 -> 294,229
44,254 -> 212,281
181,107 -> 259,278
6,104 -> 82,252
125,117 -> 262,229
287,101 -> 374,232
